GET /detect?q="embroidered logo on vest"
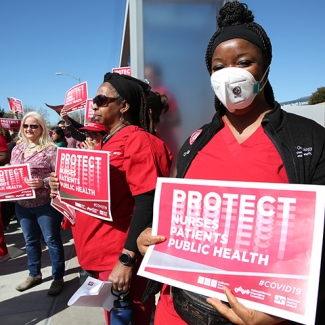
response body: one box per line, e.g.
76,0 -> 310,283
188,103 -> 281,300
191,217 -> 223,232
190,129 -> 202,145
296,146 -> 312,158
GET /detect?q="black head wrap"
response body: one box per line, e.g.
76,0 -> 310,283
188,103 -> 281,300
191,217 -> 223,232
211,25 -> 266,57
103,72 -> 151,108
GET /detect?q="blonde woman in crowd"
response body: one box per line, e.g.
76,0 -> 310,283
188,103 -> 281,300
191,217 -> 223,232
10,111 -> 65,296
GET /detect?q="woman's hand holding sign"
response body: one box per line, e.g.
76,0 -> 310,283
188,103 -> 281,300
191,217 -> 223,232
49,172 -> 60,198
206,287 -> 284,325
24,177 -> 43,189
136,227 -> 166,256
137,228 -> 285,325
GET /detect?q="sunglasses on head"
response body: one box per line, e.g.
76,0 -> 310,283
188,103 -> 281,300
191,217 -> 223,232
23,124 -> 40,129
93,94 -> 118,107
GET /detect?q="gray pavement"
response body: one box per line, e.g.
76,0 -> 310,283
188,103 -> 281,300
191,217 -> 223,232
0,219 -> 105,325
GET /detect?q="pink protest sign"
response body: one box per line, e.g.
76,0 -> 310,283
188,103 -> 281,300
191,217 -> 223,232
138,178 -> 325,324
84,99 -> 94,124
63,82 -> 88,113
55,147 -> 111,221
112,66 -> 131,75
7,97 -> 23,114
0,164 -> 35,201
51,193 -> 76,225
0,118 -> 21,132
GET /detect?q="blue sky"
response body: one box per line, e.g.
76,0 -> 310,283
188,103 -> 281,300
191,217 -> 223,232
1,0 -> 324,125
0,0 -> 126,124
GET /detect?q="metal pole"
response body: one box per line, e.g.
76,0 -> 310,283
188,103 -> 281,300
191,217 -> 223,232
129,0 -> 144,79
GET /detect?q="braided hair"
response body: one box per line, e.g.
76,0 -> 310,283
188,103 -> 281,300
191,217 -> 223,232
205,1 -> 275,113
120,85 -> 154,135
137,86 -> 154,135
146,91 -> 170,136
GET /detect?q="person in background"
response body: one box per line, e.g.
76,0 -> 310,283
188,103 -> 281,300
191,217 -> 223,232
49,72 -> 172,325
1,128 -> 17,230
137,2 -> 325,324
59,108 -> 87,144
11,111 -> 65,296
4,128 -> 16,154
145,64 -> 180,176
78,122 -> 107,150
12,109 -> 19,119
146,90 -> 169,136
0,129 -> 10,263
57,119 -> 79,148
51,126 -> 68,147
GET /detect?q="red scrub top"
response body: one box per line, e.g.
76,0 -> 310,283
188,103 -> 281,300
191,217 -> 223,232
73,125 -> 172,271
186,121 -> 288,183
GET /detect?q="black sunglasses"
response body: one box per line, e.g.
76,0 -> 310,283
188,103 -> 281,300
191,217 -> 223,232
93,94 -> 118,107
23,124 -> 40,129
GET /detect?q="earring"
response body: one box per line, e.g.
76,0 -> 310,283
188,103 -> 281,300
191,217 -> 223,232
120,113 -> 124,122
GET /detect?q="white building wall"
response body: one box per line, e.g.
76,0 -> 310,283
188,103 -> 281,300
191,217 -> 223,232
281,104 -> 325,127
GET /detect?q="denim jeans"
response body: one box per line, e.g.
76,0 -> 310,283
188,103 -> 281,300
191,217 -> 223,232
15,203 -> 65,280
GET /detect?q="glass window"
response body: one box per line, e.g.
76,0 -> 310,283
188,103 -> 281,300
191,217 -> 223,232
143,0 -> 220,163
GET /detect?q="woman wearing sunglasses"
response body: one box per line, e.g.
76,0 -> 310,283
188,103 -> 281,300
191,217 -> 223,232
10,111 -> 65,296
50,72 -> 172,325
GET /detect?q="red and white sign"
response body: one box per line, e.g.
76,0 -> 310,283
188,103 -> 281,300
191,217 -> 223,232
51,193 -> 76,225
0,164 -> 35,201
55,147 -> 112,221
7,97 -> 23,114
84,99 -> 94,124
112,66 -> 131,75
0,118 -> 21,132
63,82 -> 88,113
138,178 -> 325,324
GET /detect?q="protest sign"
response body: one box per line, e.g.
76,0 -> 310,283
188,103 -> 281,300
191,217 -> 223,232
0,164 -> 35,201
56,147 -> 111,221
138,178 -> 325,324
51,193 -> 76,225
7,97 -> 23,114
63,82 -> 88,113
112,66 -> 131,75
68,276 -> 115,311
0,118 -> 21,132
84,99 -> 94,124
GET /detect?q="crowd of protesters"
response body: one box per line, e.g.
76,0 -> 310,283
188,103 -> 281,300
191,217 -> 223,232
0,72 -> 173,321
